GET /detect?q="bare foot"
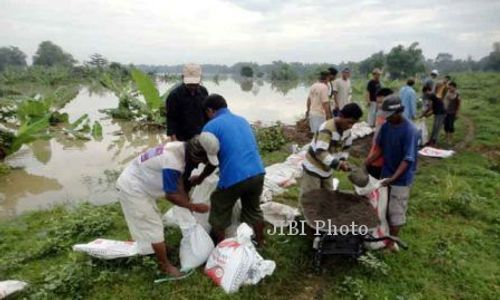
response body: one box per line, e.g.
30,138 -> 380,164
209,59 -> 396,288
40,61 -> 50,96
160,264 -> 183,277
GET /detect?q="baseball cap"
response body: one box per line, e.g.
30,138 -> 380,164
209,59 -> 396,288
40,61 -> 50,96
372,68 -> 382,74
183,63 -> 202,84
381,95 -> 404,118
199,132 -> 219,166
431,69 -> 439,76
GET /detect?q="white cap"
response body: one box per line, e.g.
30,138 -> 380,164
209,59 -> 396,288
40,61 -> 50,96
431,69 -> 439,75
199,132 -> 219,166
182,63 -> 202,84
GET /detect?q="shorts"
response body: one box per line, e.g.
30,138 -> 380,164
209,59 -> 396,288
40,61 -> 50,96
309,115 -> 326,133
444,114 -> 456,133
388,185 -> 410,226
117,186 -> 164,252
209,174 -> 265,231
299,170 -> 334,203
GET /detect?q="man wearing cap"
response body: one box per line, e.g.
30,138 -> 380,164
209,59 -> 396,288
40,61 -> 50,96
166,63 -> 209,191
115,137 -> 211,277
424,69 -> 439,93
366,68 -> 382,127
332,68 -> 353,115
190,94 -> 266,246
306,71 -> 332,133
364,96 -> 419,251
300,103 -> 363,201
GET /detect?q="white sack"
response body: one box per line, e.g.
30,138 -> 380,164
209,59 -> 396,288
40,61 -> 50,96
414,120 -> 428,146
205,223 -> 276,293
260,202 -> 299,227
419,147 -> 455,158
0,281 -> 28,299
73,239 -> 140,259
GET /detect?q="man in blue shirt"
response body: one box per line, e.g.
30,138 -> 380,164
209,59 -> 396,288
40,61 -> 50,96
191,94 -> 266,246
399,78 -> 417,121
364,95 -> 419,251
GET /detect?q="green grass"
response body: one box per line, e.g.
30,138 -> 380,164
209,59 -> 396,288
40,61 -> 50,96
1,72 -> 499,299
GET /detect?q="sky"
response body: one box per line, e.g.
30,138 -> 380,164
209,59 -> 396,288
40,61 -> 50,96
1,0 -> 499,65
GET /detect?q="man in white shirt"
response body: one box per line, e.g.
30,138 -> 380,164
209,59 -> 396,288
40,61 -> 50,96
116,135 -> 217,277
306,71 -> 332,133
332,67 -> 353,116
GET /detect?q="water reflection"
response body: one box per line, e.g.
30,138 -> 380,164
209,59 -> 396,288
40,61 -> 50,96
1,78 -> 309,217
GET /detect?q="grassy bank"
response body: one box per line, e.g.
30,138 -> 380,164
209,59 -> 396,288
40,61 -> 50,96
1,73 -> 499,299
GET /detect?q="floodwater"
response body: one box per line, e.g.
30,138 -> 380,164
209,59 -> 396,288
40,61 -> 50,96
0,77 -> 309,218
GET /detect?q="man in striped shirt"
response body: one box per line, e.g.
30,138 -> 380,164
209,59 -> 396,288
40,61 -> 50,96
300,103 -> 363,201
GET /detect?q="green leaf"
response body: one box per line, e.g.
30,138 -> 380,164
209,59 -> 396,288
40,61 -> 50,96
91,121 -> 103,140
16,99 -> 50,123
10,116 -> 51,154
131,68 -> 162,111
68,114 -> 89,130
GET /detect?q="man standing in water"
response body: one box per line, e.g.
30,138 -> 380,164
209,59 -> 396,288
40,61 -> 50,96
364,96 -> 419,252
166,63 -> 209,191
306,71 -> 332,133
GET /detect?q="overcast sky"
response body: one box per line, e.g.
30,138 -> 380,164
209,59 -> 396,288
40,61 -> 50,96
1,0 -> 499,65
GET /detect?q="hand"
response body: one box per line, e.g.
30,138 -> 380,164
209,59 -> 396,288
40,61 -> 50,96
189,175 -> 204,186
380,178 -> 393,187
189,203 -> 210,213
338,161 -> 351,172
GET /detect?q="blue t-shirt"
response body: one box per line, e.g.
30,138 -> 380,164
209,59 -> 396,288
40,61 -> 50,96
203,108 -> 265,189
376,118 -> 419,186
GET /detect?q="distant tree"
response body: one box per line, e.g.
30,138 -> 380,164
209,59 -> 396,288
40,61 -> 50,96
434,53 -> 456,74
33,41 -> 76,67
240,65 -> 254,77
385,42 -> 425,79
270,61 -> 299,81
485,42 -> 500,71
0,46 -> 27,71
359,51 -> 385,76
87,53 -> 108,69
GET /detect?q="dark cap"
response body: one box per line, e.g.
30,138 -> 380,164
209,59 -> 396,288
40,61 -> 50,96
381,95 -> 404,117
328,67 -> 338,76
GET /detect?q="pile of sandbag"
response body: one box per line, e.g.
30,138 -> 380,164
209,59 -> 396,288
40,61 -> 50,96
350,121 -> 374,139
205,223 -> 276,293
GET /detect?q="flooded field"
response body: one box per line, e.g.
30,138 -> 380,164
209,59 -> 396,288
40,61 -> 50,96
0,78 -> 309,217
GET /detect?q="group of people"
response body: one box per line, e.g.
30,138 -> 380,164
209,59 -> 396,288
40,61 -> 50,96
116,64 -> 266,277
303,66 -> 461,250
115,63 -> 462,277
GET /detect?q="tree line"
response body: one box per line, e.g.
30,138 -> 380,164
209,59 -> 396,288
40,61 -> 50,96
1,41 -> 500,81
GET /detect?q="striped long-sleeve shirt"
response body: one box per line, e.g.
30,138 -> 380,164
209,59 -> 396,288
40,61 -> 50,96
303,119 -> 352,178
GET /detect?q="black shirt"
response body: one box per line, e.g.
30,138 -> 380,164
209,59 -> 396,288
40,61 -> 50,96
426,93 -> 446,115
166,83 -> 209,141
367,79 -> 381,102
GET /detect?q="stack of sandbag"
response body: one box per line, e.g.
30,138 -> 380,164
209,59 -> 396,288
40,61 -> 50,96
350,121 -> 374,139
205,223 -> 276,293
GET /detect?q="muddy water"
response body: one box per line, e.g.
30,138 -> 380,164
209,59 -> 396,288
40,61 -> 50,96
0,78 -> 309,218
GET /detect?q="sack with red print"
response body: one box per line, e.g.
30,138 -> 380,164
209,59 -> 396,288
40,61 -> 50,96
204,223 -> 275,293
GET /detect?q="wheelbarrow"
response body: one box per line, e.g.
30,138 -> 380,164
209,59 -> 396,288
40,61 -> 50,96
301,189 -> 408,272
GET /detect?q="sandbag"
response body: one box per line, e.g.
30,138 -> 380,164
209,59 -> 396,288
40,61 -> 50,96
72,239 -> 141,259
419,146 -> 455,158
414,120 -> 428,146
260,202 -> 299,227
205,223 -> 276,293
0,281 -> 28,299
364,183 -> 390,250
171,207 -> 215,271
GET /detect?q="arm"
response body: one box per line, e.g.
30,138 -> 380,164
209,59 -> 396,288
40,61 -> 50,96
381,161 -> 409,186
365,82 -> 371,106
410,91 -> 417,120
165,176 -> 208,213
364,144 -> 382,166
332,81 -> 340,110
189,163 -> 217,186
321,87 -> 332,119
